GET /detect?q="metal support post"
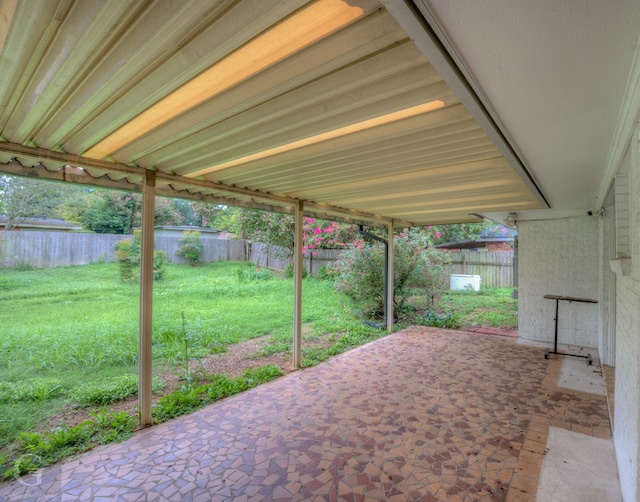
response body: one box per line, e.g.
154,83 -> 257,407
139,170 -> 155,426
387,220 -> 395,333
293,200 -> 303,367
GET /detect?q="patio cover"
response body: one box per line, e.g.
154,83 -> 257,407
3,0 -> 640,427
0,0 -> 547,227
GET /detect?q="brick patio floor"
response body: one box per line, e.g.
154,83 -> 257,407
0,327 -> 611,502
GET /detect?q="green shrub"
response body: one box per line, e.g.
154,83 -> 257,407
284,263 -> 307,279
334,231 -> 448,321
114,238 -> 136,282
317,265 -> 337,280
153,249 -> 168,280
69,374 -> 165,407
235,264 -> 275,282
175,230 -> 204,266
115,230 -> 167,282
418,310 -> 462,329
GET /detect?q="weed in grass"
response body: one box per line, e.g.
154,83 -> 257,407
180,312 -> 192,385
234,263 -> 275,283
2,411 -> 137,480
91,410 -> 137,444
3,453 -> 40,480
424,288 -> 518,329
0,379 -> 64,402
418,310 -> 462,329
0,454 -> 8,479
301,347 -> 330,367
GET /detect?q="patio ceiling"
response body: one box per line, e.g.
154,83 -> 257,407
416,0 -> 640,222
0,0 -> 547,227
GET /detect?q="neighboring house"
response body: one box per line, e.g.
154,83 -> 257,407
152,225 -> 221,239
0,216 -> 82,232
436,228 -> 516,252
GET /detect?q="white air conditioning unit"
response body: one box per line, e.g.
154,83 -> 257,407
450,274 -> 481,292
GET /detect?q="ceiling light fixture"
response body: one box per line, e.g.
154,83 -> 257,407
190,99 -> 449,177
84,0 -> 368,160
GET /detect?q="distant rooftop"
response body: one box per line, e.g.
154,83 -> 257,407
0,216 -> 82,231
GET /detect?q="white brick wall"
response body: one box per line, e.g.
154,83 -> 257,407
632,137 -> 640,279
613,127 -> 640,502
518,217 -> 599,347
615,275 -> 640,501
615,173 -> 631,258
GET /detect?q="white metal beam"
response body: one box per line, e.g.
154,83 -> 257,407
0,141 -> 399,226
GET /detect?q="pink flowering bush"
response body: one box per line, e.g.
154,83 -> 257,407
239,210 -> 358,267
334,230 -> 448,320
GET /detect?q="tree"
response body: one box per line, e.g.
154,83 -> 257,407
238,210 -> 295,257
421,221 -> 504,246
192,202 -> 225,229
74,192 -> 192,234
238,209 -> 357,266
0,175 -> 85,229
76,192 -> 140,234
174,199 -> 204,226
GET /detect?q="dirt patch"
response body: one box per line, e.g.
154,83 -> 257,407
194,335 -> 296,378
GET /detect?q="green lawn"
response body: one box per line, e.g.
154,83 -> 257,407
432,287 -> 518,329
0,261 -> 371,450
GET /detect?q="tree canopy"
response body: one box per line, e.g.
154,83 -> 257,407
0,176 -> 86,229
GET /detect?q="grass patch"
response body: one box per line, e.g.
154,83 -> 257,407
1,411 -> 136,480
301,325 -> 384,368
0,262 -> 361,453
0,378 -> 64,402
68,375 -> 165,407
152,365 -> 283,422
418,287 -> 518,329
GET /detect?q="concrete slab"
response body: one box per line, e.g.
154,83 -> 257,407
558,358 -> 606,395
537,427 -> 622,502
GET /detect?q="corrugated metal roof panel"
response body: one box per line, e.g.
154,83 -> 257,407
0,0 -> 545,225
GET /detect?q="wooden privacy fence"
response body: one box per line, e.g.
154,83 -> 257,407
442,250 -> 513,288
0,232 -> 513,288
0,231 -> 124,268
154,236 -> 245,265
0,231 -> 246,268
249,242 -> 339,274
0,231 -> 335,272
